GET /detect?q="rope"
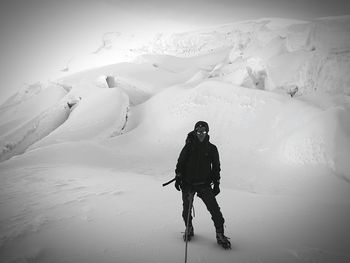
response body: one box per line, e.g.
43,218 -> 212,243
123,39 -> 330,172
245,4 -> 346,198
184,192 -> 194,263
192,203 -> 195,218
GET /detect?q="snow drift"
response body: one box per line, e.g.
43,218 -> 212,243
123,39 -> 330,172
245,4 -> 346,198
0,84 -> 69,162
0,15 -> 349,182
1,16 -> 350,179
29,87 -> 129,150
1,16 -> 350,263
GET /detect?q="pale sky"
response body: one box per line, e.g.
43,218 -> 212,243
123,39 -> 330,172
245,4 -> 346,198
0,0 -> 349,103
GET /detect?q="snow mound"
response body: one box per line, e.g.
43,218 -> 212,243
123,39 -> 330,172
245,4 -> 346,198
0,84 -> 68,135
1,16 -> 350,263
29,87 -> 129,150
0,85 -> 69,162
140,47 -> 231,73
266,50 -> 312,90
1,82 -> 47,108
105,79 -> 350,183
280,95 -> 350,179
148,16 -> 350,96
58,61 -> 198,105
109,80 -> 290,172
0,102 -> 70,162
1,16 -> 349,178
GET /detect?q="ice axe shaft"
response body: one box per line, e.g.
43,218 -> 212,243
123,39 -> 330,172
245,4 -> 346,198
162,177 -> 176,187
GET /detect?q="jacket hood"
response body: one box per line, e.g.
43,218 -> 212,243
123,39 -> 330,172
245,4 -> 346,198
194,121 -> 209,132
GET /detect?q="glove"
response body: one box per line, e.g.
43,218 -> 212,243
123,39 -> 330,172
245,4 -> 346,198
175,174 -> 182,191
212,182 -> 220,196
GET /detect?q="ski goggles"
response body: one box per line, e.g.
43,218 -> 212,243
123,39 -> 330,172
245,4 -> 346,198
196,130 -> 207,135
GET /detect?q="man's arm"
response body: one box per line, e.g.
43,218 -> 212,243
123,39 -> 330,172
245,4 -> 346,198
211,145 -> 221,183
211,145 -> 221,195
175,144 -> 189,176
174,145 -> 189,191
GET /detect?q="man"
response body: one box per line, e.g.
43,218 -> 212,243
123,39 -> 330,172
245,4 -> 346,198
175,121 -> 231,249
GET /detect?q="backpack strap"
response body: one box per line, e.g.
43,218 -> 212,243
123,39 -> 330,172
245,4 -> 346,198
185,131 -> 196,145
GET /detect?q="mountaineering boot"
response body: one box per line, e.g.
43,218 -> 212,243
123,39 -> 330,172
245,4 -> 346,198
183,225 -> 194,241
216,230 -> 231,249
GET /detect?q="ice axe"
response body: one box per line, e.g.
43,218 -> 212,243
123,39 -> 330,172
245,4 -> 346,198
162,177 -> 176,187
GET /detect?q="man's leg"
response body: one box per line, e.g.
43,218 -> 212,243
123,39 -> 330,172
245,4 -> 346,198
182,189 -> 194,227
198,186 -> 231,248
181,188 -> 195,240
197,186 -> 225,231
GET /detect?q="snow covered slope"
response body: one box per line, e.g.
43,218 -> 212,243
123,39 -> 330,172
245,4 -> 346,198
0,84 -> 69,162
29,87 -> 129,150
150,16 -> 350,96
1,16 -> 350,263
1,15 -> 349,189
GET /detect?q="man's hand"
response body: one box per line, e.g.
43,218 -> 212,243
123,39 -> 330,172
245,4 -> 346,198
175,173 -> 182,191
212,182 -> 220,196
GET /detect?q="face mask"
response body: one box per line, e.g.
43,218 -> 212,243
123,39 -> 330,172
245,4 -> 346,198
196,128 -> 207,142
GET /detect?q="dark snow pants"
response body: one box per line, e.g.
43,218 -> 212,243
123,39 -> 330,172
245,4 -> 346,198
182,184 -> 225,232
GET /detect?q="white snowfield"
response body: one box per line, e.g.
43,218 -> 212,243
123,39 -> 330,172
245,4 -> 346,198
0,16 -> 350,263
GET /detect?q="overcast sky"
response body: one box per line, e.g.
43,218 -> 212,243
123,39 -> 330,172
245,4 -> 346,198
0,0 -> 349,103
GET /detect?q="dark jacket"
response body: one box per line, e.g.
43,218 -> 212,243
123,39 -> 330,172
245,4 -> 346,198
175,131 -> 221,185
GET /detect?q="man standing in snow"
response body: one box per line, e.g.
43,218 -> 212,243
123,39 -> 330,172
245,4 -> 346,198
175,121 -> 231,249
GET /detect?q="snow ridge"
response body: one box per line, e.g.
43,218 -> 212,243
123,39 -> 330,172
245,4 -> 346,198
1,16 -> 350,263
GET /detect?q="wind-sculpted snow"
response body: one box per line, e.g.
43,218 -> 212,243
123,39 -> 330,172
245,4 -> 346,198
1,16 -> 349,173
29,87 -> 129,150
0,82 -> 130,162
1,82 -> 52,108
0,103 -> 70,162
149,16 -> 350,96
140,47 -> 231,73
1,16 -> 350,263
280,95 -> 350,179
102,79 -> 350,183
58,61 -> 198,104
0,84 -> 68,135
0,85 -> 69,162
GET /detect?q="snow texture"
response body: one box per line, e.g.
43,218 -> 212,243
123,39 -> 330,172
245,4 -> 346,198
1,16 -> 350,263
